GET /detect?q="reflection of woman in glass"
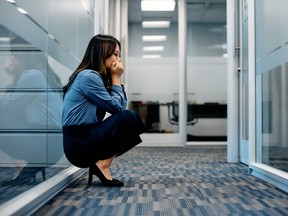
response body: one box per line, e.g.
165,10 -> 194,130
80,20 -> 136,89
62,34 -> 145,187
0,36 -> 63,183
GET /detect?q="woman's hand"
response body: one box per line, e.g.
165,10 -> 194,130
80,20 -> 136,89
110,61 -> 124,78
110,61 -> 124,86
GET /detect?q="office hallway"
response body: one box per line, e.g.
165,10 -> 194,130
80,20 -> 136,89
33,147 -> 288,216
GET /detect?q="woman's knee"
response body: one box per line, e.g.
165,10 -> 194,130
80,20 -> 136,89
120,109 -> 139,121
121,110 -> 145,132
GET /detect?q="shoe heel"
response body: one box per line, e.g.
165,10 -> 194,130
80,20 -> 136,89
88,168 -> 93,185
32,167 -> 46,183
41,168 -> 46,181
32,173 -> 37,184
88,164 -> 124,187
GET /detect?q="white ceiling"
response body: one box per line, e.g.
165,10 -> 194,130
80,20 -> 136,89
128,0 -> 226,23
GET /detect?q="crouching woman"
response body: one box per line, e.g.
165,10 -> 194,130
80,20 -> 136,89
62,34 -> 145,187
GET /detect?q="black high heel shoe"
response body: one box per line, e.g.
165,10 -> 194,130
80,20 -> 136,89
88,164 -> 124,187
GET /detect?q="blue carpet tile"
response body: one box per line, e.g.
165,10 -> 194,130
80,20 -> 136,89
33,147 -> 288,216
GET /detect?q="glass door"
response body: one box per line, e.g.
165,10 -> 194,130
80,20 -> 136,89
126,0 -> 182,146
186,0 -> 227,143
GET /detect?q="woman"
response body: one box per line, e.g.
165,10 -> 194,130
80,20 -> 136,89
62,34 -> 145,187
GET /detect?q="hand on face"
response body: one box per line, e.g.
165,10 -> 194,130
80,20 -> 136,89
110,60 -> 124,78
105,44 -> 123,78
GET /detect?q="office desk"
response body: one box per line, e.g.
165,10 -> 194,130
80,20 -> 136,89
130,101 -> 227,141
168,102 -> 227,123
168,102 -> 227,141
188,103 -> 227,118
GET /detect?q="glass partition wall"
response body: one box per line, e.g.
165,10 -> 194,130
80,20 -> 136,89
0,0 -> 94,206
255,0 -> 288,173
186,1 -> 227,143
127,0 -> 182,146
127,0 -> 227,146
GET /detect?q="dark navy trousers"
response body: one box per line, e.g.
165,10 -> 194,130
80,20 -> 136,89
62,109 -> 145,168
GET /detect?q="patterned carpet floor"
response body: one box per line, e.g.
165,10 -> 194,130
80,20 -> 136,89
33,147 -> 288,216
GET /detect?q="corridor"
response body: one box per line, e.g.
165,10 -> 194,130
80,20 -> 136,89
33,147 -> 288,216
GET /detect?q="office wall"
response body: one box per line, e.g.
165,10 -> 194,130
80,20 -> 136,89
127,22 -> 227,136
127,57 -> 227,136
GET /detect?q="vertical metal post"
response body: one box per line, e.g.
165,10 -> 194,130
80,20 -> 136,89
227,0 -> 239,162
178,0 -> 187,145
114,0 -> 121,39
248,0 -> 256,164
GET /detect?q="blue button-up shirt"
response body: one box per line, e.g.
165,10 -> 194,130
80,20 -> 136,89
62,69 -> 127,126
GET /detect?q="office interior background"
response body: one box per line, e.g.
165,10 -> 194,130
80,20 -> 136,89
0,0 -> 287,214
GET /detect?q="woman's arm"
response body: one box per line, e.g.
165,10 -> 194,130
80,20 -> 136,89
80,70 -> 127,113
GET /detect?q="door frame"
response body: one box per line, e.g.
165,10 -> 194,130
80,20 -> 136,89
239,0 -> 249,165
227,0 -> 239,162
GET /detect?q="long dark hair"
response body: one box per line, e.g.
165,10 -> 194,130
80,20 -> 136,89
63,34 -> 121,96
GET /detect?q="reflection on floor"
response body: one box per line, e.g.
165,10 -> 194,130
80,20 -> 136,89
33,147 -> 288,216
0,166 -> 68,206
266,147 -> 288,172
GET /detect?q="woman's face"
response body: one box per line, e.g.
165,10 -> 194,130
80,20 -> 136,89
105,44 -> 121,69
4,54 -> 20,76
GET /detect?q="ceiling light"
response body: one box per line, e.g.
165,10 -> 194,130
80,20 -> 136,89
142,21 -> 170,28
142,55 -> 162,59
81,0 -> 88,11
0,37 -> 11,43
16,7 -> 28,14
142,35 -> 167,42
143,46 -> 164,52
141,0 -> 176,11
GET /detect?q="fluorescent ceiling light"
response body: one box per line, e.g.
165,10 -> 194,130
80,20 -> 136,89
48,34 -> 56,40
142,55 -> 162,59
142,35 -> 167,42
0,37 -> 11,43
81,0 -> 88,11
142,21 -> 170,28
143,46 -> 164,52
141,0 -> 176,11
16,7 -> 28,14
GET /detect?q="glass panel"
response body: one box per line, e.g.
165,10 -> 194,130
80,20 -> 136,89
127,0 -> 179,134
0,0 -> 94,205
0,32 -> 67,204
258,65 -> 288,172
186,1 -> 227,142
255,0 -> 288,172
187,24 -> 227,57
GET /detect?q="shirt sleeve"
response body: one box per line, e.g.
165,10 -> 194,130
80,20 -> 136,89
79,71 -> 127,114
1,69 -> 46,112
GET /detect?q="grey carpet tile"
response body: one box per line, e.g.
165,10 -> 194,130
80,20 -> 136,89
33,147 -> 288,216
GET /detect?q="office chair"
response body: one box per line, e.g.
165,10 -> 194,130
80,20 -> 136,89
167,101 -> 198,126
